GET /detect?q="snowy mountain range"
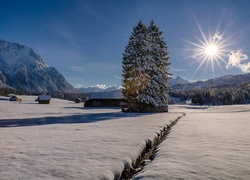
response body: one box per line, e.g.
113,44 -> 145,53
0,39 -> 77,93
171,73 -> 250,91
76,77 -> 190,93
77,73 -> 250,93
76,85 -> 120,93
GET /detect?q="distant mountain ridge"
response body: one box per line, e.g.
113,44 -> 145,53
0,39 -> 77,93
77,73 -> 250,93
169,76 -> 190,86
171,73 -> 250,91
77,85 -> 120,93
77,74 -> 250,93
76,77 -> 190,93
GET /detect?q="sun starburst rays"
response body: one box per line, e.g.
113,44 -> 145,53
185,18 -> 232,79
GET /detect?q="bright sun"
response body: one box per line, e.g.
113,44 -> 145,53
205,45 -> 217,56
184,17 -> 231,79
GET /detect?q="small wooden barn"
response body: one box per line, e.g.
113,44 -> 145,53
84,91 -> 124,107
37,95 -> 51,104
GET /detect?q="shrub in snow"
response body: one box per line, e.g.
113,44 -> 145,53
122,20 -> 171,112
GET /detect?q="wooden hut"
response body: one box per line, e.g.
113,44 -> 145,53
37,95 -> 51,104
84,91 -> 124,107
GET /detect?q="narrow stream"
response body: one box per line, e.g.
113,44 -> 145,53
118,113 -> 186,180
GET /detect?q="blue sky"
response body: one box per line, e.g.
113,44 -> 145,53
1,0 -> 250,87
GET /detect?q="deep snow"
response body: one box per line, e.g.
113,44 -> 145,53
1,96 -> 250,179
0,96 -> 181,179
134,105 -> 250,179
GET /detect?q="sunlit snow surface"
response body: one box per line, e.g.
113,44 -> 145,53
134,105 -> 250,180
1,96 -> 250,179
0,96 -> 181,179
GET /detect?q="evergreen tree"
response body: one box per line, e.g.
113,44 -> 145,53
142,20 -> 171,107
122,20 -> 171,112
122,21 -> 148,107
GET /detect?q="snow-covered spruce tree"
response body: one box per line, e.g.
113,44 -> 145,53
122,21 -> 149,110
122,20 -> 171,112
142,20 -> 171,110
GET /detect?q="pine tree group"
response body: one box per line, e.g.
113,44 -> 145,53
122,20 -> 171,112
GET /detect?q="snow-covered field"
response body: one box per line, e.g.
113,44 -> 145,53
134,105 -> 250,180
0,96 -> 181,179
1,96 -> 250,179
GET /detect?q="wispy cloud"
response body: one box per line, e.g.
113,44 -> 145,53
33,43 -> 86,64
76,3 -> 112,25
114,76 -> 122,80
171,67 -> 187,72
213,32 -> 223,40
82,6 -> 101,20
69,62 -> 120,73
226,50 -> 250,72
49,20 -> 84,50
69,66 -> 86,72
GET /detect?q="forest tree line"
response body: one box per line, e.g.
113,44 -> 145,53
170,83 -> 250,105
2,82 -> 250,106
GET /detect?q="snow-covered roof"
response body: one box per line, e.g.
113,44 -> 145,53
38,95 -> 51,101
90,91 -> 123,100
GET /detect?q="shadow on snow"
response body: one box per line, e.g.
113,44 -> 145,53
0,111 -> 149,128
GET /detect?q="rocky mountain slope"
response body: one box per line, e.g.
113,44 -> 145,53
0,39 -> 77,93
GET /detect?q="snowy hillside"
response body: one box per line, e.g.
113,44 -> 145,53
0,39 -> 77,93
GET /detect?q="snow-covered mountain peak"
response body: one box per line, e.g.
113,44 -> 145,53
0,39 -> 48,70
169,76 -> 190,86
76,84 -> 120,93
0,39 -> 76,93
